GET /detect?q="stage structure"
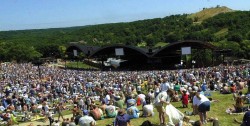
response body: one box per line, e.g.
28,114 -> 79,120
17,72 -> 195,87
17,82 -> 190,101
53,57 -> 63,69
66,40 -> 218,70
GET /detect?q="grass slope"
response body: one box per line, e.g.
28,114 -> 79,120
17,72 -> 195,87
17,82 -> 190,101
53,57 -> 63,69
17,90 -> 247,126
97,91 -> 247,126
154,42 -> 169,48
65,61 -> 99,70
214,28 -> 228,37
188,6 -> 233,23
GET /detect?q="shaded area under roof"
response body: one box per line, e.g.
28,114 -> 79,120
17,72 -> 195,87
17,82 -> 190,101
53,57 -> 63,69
66,40 -> 218,70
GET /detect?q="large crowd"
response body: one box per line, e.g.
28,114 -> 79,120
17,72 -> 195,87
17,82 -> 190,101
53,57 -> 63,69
0,62 -> 250,126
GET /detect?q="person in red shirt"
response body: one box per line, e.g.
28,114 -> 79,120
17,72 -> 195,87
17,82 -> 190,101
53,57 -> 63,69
136,97 -> 141,106
181,89 -> 189,108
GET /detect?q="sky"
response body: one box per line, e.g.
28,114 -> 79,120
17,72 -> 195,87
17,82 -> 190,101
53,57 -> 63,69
1,0 -> 250,31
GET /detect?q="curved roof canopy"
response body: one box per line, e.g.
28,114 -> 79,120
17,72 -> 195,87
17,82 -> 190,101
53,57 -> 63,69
89,44 -> 149,58
66,40 -> 216,58
66,43 -> 100,56
152,40 -> 217,57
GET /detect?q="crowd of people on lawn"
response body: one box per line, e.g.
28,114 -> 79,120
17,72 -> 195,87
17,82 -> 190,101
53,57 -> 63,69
0,62 -> 250,126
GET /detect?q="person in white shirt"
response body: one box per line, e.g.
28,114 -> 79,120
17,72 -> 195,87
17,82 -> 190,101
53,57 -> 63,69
142,99 -> 154,117
193,91 -> 210,124
104,93 -> 111,105
78,110 -> 96,126
154,89 -> 174,126
78,98 -> 84,110
147,90 -> 155,104
53,120 -> 60,126
137,91 -> 146,106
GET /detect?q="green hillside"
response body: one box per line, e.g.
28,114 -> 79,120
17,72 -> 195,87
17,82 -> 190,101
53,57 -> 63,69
0,6 -> 250,62
188,6 -> 233,23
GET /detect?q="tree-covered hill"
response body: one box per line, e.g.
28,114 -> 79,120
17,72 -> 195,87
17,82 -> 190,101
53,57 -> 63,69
0,6 -> 250,62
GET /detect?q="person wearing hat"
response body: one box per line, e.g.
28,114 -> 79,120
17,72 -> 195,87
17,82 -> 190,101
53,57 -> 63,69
126,101 -> 139,119
180,89 -> 189,108
78,110 -> 96,126
114,109 -> 131,126
126,95 -> 136,108
193,90 -> 210,124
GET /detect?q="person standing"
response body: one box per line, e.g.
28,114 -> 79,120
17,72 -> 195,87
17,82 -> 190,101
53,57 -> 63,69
154,89 -> 174,126
72,105 -> 79,118
180,89 -> 189,108
78,98 -> 84,110
56,103 -> 64,121
193,91 -> 210,124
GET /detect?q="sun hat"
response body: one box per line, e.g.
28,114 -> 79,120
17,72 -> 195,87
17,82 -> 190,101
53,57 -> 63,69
83,110 -> 89,115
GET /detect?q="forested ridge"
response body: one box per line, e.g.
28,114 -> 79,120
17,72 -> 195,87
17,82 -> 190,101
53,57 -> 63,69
1,6 -> 250,62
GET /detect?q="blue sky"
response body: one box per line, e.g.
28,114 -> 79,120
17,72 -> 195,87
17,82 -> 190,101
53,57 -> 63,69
1,0 -> 250,31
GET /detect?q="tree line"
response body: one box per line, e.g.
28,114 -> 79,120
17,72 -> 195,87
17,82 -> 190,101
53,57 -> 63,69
0,9 -> 250,62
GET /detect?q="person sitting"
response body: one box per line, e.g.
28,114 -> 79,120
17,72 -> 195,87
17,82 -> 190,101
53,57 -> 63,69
201,82 -> 207,92
137,91 -> 146,107
245,92 -> 250,104
62,118 -> 69,126
89,105 -> 102,120
230,83 -> 237,93
2,110 -> 11,123
53,120 -> 60,126
126,102 -> 139,119
114,109 -> 131,126
114,95 -> 124,109
69,117 -> 76,126
220,83 -> 230,94
234,110 -> 250,125
238,91 -> 246,101
142,98 -> 154,117
172,91 -> 180,102
99,101 -> 107,116
72,105 -> 79,118
233,96 -> 247,113
126,95 -> 136,108
105,102 -> 117,118
78,110 -> 96,126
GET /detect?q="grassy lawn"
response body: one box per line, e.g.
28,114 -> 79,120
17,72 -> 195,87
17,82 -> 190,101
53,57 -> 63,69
97,91 -> 247,126
17,90 -> 247,126
66,61 -> 99,69
154,42 -> 169,48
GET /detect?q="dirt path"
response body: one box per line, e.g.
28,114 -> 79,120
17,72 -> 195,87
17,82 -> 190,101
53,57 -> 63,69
18,114 -> 73,126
